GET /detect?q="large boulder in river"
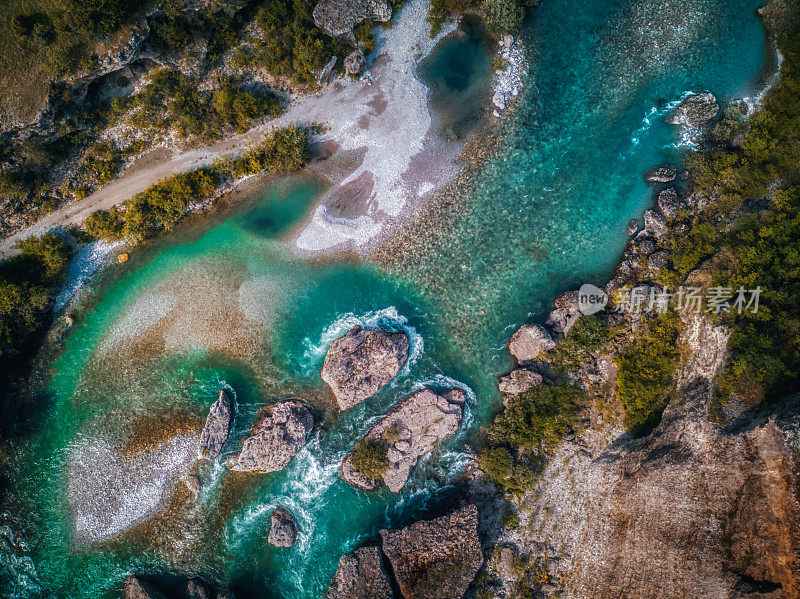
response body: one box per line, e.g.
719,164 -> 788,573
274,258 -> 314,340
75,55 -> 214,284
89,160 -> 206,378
380,505 -> 484,599
268,507 -> 298,547
226,402 -> 313,473
198,389 -> 233,460
340,388 -> 465,492
321,325 -> 409,410
313,0 -> 392,37
666,92 -> 719,128
508,324 -> 555,364
325,546 -> 394,599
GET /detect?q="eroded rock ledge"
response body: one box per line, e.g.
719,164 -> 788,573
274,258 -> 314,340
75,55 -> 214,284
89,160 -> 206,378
198,389 -> 234,460
326,505 -> 484,599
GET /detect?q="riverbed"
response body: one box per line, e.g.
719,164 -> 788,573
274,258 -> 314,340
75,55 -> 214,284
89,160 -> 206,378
0,1 -> 768,597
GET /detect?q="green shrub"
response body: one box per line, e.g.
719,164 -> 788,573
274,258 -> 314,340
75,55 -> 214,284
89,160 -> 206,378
0,234 -> 73,363
478,384 -> 583,491
547,315 -> 610,373
481,0 -> 525,36
352,438 -> 389,479
615,313 -> 680,436
85,208 -> 125,240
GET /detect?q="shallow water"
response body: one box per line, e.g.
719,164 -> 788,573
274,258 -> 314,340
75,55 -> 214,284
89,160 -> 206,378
418,18 -> 494,140
0,1 -> 768,597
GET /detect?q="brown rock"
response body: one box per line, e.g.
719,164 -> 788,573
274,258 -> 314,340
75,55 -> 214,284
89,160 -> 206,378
198,389 -> 233,460
380,505 -> 484,599
499,368 -> 543,398
321,325 -> 409,410
643,164 -> 677,184
123,576 -> 167,599
313,0 -> 392,37
227,402 -> 313,473
325,546 -> 393,599
666,92 -> 719,127
340,388 -> 465,492
268,507 -> 298,547
509,324 -> 555,364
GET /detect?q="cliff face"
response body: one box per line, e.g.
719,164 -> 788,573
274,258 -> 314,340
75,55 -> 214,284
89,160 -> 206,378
488,316 -> 800,598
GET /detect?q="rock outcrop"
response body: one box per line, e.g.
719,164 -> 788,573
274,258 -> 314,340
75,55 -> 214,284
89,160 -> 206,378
123,576 -> 234,599
495,315 -> 800,599
380,505 -> 484,599
499,368 -> 543,397
198,389 -> 234,460
340,388 -> 466,492
508,324 -> 555,364
656,187 -> 685,219
226,402 -> 313,473
643,164 -> 677,184
545,290 -> 581,338
325,546 -> 393,599
268,508 -> 298,547
321,325 -> 410,410
313,0 -> 392,37
344,49 -> 367,75
666,92 -> 719,127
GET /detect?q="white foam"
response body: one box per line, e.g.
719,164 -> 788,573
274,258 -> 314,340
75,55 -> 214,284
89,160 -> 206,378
298,306 -> 424,377
628,90 -> 694,152
54,240 -> 121,313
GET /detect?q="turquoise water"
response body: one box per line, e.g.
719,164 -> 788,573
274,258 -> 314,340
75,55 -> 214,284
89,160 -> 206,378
418,17 -> 493,140
0,1 -> 767,597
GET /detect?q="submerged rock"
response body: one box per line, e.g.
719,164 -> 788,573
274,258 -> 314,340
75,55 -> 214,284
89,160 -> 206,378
325,546 -> 393,599
340,388 -> 465,492
499,368 -> 543,397
313,0 -> 392,37
508,324 -> 555,364
380,505 -> 483,599
69,434 -> 198,544
666,92 -> 719,128
321,325 -> 410,410
226,402 -> 313,473
643,164 -> 677,184
344,49 -> 366,75
268,508 -> 298,547
198,389 -> 234,460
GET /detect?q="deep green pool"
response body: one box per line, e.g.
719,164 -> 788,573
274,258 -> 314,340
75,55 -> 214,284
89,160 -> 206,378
0,0 -> 768,597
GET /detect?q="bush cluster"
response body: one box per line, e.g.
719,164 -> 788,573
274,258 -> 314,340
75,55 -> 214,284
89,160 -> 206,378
352,438 -> 389,479
615,313 -> 681,436
0,235 -> 72,365
478,384 -> 582,491
668,3 -> 800,406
